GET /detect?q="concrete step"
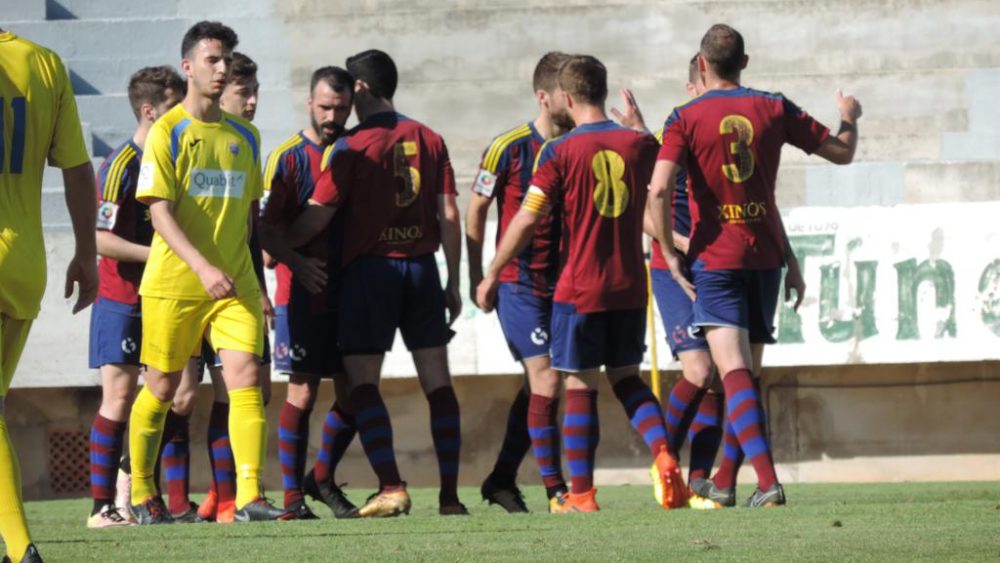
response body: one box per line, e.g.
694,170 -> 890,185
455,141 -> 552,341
7,0 -> 46,22
10,19 -> 187,60
46,0 -> 180,20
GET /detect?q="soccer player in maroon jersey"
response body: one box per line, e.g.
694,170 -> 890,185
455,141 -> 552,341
478,55 -> 689,513
466,51 -> 573,513
257,66 -> 359,520
651,24 -> 862,507
281,50 -> 465,517
86,66 -> 205,528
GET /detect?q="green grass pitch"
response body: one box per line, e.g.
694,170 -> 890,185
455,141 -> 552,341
11,482 -> 1000,561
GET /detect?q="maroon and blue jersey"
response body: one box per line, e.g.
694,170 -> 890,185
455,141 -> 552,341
312,112 -> 457,265
261,131 -> 341,310
658,87 -> 830,270
530,120 -> 659,313
472,121 -> 559,296
95,140 -> 150,305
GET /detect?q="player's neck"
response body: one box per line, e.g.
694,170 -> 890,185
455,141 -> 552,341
357,98 -> 395,122
570,105 -> 609,127
183,91 -> 223,123
132,122 -> 152,149
302,127 -> 323,146
533,113 -> 563,140
704,75 -> 741,91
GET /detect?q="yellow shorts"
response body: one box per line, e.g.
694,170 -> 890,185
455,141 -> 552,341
0,315 -> 33,397
140,296 -> 263,373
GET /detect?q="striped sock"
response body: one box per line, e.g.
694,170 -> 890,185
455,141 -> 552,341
488,389 -> 530,486
89,414 -> 125,511
612,376 -> 670,457
527,394 -> 566,494
0,415 -> 31,563
313,402 -> 355,484
350,384 -> 401,490
278,402 -> 310,508
427,386 -> 461,505
206,402 -> 236,506
712,418 -> 744,489
160,411 -> 191,515
664,378 -> 705,456
228,387 -> 268,509
722,369 -> 777,491
687,392 -> 724,481
564,389 -> 598,495
128,387 -> 172,505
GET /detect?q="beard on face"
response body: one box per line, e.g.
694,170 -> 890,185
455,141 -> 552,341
551,108 -> 575,131
312,114 -> 345,144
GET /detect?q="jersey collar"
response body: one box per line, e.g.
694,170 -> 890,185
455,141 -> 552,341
0,31 -> 15,43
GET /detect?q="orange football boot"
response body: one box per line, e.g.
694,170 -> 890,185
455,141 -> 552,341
550,488 -> 600,513
654,445 -> 690,509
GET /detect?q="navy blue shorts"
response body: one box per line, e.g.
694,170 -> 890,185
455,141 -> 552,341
338,255 -> 449,354
496,283 -> 552,362
550,303 -> 646,372
88,297 -> 143,369
273,305 -> 342,376
690,260 -> 781,344
200,329 -> 272,371
650,267 -> 709,358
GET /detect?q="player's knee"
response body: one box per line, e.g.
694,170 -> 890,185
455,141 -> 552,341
527,366 -> 560,397
286,379 -> 316,409
681,352 -> 715,388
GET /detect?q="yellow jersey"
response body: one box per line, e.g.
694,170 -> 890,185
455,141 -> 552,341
136,103 -> 263,301
0,31 -> 90,319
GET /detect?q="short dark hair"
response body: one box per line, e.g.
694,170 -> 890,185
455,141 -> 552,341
310,66 -> 354,97
345,50 -> 397,100
181,21 -> 238,58
688,53 -> 700,84
700,24 -> 745,81
557,55 -> 608,106
532,51 -> 570,93
127,65 -> 185,120
229,52 -> 258,86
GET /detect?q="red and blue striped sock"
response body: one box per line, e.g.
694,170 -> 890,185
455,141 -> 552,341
313,402 -> 356,484
427,386 -> 461,505
612,376 -> 670,457
712,418 -> 744,489
278,402 -> 311,508
350,384 -> 401,490
564,389 -> 598,495
687,392 -> 724,481
722,369 -> 777,491
206,402 -> 236,504
664,377 -> 705,456
89,414 -> 125,512
161,411 -> 191,515
527,394 -> 566,494
488,389 -> 531,486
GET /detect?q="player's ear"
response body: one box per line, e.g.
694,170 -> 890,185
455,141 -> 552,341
180,57 -> 194,79
740,54 -> 749,71
354,79 -> 368,96
535,89 -> 548,108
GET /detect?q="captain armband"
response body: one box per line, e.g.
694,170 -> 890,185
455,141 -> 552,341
521,186 -> 550,215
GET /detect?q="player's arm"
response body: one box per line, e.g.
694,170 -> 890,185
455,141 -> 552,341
642,198 -> 690,254
257,220 -> 328,295
465,193 -> 492,303
147,197 -> 234,299
96,231 -> 149,262
62,162 -> 99,313
813,90 -> 863,165
649,160 -> 695,300
440,192 -> 463,325
777,212 -> 805,311
476,187 -> 546,312
285,202 -> 336,249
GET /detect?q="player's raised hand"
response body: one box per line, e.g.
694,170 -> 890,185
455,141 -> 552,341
784,257 -> 806,312
475,274 -> 500,313
445,283 -> 462,326
197,264 -> 236,299
65,254 -> 98,314
289,255 -> 327,295
610,88 -> 648,132
835,89 -> 863,121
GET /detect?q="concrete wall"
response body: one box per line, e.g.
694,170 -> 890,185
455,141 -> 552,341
7,362 -> 999,501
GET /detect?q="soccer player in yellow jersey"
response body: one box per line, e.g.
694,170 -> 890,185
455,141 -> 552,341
0,28 -> 99,563
127,21 -> 290,523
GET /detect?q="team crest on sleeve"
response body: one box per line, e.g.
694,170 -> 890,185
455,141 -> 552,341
473,169 -> 497,197
96,201 -> 119,230
136,162 -> 154,191
229,142 -> 240,155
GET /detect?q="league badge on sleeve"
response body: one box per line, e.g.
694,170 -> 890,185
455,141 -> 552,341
96,201 -> 119,230
137,162 -> 154,191
473,168 -> 498,197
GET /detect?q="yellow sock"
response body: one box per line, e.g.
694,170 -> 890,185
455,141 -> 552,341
0,415 -> 31,562
128,386 -> 172,505
228,386 -> 267,509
